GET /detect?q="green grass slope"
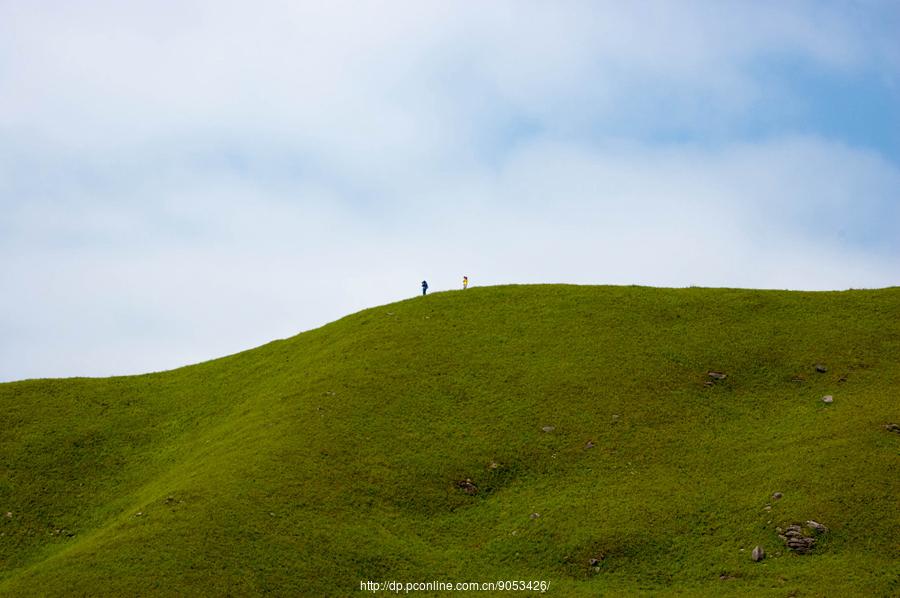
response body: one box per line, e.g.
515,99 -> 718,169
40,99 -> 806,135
1,285 -> 899,596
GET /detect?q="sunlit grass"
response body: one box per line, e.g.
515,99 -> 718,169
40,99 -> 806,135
1,285 -> 898,596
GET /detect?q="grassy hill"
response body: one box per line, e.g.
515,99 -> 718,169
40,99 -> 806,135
1,285 -> 898,596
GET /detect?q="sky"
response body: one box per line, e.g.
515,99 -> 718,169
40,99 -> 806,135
1,1 -> 898,381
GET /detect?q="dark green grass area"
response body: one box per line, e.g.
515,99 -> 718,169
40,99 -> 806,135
1,285 -> 899,596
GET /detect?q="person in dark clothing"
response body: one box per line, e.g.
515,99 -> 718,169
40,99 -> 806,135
421,280 -> 428,295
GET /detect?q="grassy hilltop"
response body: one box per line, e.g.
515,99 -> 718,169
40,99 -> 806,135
1,285 -> 899,596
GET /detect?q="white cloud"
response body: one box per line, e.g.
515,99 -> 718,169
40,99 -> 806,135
0,1 -> 898,380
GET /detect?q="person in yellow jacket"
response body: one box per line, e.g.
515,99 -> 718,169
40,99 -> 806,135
463,276 -> 468,290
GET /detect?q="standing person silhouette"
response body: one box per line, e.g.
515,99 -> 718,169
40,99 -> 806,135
421,280 -> 428,296
463,276 -> 468,290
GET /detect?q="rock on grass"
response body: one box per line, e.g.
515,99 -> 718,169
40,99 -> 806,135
456,479 -> 478,495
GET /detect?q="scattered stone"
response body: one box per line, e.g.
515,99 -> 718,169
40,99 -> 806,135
780,522 -> 825,554
815,364 -> 828,373
135,512 -> 143,517
883,423 -> 900,434
707,371 -> 727,380
764,505 -> 772,512
584,440 -> 595,449
772,492 -> 783,500
775,526 -> 783,533
703,381 -> 715,387
589,554 -> 604,567
541,426 -> 555,433
785,535 -> 815,554
611,414 -> 620,422
4,512 -> 11,518
806,520 -> 829,534
529,512 -> 540,519
487,461 -> 500,470
456,479 -> 478,495
269,512 -> 276,517
822,395 -> 834,404
751,545 -> 765,562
